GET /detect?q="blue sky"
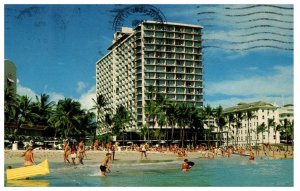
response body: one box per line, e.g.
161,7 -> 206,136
4,4 -> 294,109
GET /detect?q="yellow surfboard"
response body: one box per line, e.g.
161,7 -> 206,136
6,159 -> 50,180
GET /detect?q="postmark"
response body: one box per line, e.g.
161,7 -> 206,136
111,4 -> 167,31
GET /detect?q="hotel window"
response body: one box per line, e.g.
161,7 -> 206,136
175,40 -> 184,46
176,60 -> 184,66
176,74 -> 183,79
177,81 -> 184,86
145,38 -> 154,43
186,41 -> 193,46
186,61 -> 193,66
166,46 -> 174,51
166,66 -> 174,72
167,80 -> 175,86
262,115 -> 265,119
166,60 -> 174,65
166,39 -> 174,45
166,32 -> 174,38
196,95 -> 203,101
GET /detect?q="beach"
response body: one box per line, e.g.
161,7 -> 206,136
4,148 -> 291,167
4,150 -> 201,166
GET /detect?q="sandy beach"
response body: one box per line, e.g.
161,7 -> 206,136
4,149 -> 202,166
4,148 -> 291,167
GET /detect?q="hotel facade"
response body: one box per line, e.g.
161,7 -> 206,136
96,21 -> 203,134
222,101 -> 282,147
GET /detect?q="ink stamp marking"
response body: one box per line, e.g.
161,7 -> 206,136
111,4 -> 167,31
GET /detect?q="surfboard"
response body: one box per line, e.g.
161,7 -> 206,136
6,159 -> 50,180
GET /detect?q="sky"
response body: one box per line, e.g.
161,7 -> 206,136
3,3 -> 294,110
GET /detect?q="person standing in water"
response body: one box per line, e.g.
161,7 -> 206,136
63,141 -> 71,166
100,153 -> 112,176
22,146 -> 35,166
141,143 -> 147,159
182,159 -> 190,172
70,144 -> 77,166
78,140 -> 85,165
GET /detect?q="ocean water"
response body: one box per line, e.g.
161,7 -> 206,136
5,156 -> 293,187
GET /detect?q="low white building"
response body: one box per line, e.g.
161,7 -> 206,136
223,101 -> 281,147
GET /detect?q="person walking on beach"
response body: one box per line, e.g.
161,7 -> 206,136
63,141 -> 71,166
249,149 -> 255,160
100,153 -> 112,176
70,144 -> 77,166
78,140 -> 85,165
141,144 -> 147,159
93,139 -> 99,151
22,146 -> 35,166
111,144 -> 116,160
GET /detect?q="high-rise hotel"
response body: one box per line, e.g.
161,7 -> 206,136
96,21 -> 203,133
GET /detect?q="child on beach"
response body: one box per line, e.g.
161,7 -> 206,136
100,153 -> 112,176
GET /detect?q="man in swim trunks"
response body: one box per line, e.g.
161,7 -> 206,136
22,146 -> 35,166
100,153 -> 112,176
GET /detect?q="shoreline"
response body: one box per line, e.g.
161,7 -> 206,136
4,149 -> 292,167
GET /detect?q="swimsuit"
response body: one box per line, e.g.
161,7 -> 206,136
100,165 -> 107,172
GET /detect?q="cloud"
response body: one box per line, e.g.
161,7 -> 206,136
205,65 -> 293,107
47,92 -> 65,103
17,81 -> 38,100
76,81 -> 87,93
17,80 -> 64,103
77,86 -> 96,111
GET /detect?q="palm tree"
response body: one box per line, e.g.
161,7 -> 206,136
267,118 -> 275,145
136,124 -> 148,141
190,107 -> 204,147
50,98 -> 83,139
165,101 -> 177,144
113,105 -> 132,146
176,103 -> 192,148
34,93 -> 55,125
18,95 -> 40,131
204,104 -> 213,146
235,111 -> 244,146
213,105 -> 224,147
92,94 -> 107,122
255,122 -> 266,153
157,111 -> 167,143
227,113 -> 235,146
4,86 -> 18,124
245,110 -> 255,147
279,119 -> 293,151
144,100 -> 159,141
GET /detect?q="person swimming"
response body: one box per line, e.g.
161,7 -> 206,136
182,159 -> 191,172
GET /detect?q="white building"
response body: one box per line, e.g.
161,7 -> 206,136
96,21 -> 203,135
223,101 -> 281,147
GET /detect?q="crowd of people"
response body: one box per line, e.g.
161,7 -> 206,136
20,139 -> 293,176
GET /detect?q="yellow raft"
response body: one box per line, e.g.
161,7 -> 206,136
6,159 -> 50,180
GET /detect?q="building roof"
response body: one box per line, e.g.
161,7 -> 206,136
223,101 -> 278,114
139,20 -> 203,29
